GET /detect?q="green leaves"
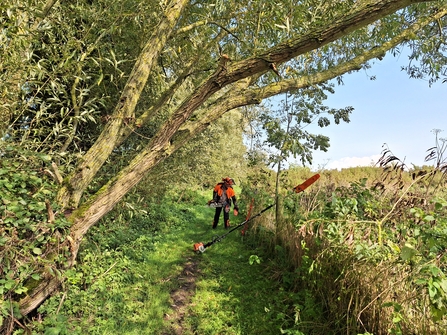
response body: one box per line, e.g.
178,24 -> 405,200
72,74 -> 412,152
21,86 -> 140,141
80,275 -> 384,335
249,254 -> 262,265
400,243 -> 418,261
0,148 -> 70,319
397,203 -> 447,323
32,247 -> 43,255
254,86 -> 352,167
1,0 -> 136,157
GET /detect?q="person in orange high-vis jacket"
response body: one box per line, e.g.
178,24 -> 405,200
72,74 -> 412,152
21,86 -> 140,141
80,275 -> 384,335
209,177 -> 239,229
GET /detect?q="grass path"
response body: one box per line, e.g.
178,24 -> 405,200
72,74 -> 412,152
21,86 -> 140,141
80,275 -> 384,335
49,200 -> 288,334
157,204 -> 286,335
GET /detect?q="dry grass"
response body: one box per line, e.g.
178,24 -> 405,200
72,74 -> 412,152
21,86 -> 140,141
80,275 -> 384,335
241,166 -> 447,334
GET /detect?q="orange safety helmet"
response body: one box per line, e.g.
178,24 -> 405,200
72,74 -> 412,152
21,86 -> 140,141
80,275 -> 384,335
222,177 -> 235,185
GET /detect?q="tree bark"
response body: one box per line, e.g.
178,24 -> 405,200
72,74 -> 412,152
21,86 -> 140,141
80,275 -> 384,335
19,277 -> 62,316
57,0 -> 190,209
57,0 -> 433,210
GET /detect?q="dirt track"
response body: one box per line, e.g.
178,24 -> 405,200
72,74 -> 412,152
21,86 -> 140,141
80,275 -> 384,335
163,256 -> 200,334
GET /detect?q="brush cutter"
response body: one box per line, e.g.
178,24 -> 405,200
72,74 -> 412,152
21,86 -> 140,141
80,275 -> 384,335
193,173 -> 320,253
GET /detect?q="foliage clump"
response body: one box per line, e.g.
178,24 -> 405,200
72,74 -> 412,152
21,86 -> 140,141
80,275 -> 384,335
242,164 -> 447,334
0,146 -> 72,330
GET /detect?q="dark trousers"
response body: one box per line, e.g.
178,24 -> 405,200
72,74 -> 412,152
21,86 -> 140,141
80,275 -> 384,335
213,206 -> 230,228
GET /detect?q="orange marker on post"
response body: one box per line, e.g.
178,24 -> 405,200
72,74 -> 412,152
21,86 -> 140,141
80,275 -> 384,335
293,174 -> 320,193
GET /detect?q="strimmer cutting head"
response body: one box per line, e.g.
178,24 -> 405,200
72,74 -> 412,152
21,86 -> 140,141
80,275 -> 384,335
193,242 -> 205,253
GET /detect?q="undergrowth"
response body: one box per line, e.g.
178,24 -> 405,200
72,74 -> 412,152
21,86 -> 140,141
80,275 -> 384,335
27,187 -> 295,334
241,165 -> 447,335
4,158 -> 447,334
0,146 -> 71,332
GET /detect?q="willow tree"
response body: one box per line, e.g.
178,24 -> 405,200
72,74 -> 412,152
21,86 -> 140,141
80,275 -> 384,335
2,0 -> 447,320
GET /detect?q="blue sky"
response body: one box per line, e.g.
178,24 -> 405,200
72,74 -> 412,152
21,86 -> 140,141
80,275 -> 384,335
304,53 -> 446,170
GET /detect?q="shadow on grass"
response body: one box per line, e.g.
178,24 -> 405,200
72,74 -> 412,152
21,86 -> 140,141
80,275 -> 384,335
158,206 -> 286,335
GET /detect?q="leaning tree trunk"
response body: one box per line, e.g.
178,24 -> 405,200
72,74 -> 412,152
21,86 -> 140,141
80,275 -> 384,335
57,0 -> 432,211
57,0 -> 190,209
61,0 -> 441,272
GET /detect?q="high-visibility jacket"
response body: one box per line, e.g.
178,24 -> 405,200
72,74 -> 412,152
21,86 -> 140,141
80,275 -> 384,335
213,183 -> 238,209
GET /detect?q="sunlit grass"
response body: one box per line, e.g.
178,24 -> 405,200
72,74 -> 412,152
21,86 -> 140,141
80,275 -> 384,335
35,191 -> 289,334
27,167 -> 447,334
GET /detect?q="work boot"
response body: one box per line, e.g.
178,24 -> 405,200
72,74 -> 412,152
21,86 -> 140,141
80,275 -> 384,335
225,220 -> 230,229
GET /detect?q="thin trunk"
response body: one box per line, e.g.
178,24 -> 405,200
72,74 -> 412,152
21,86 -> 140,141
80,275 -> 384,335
275,161 -> 282,240
57,0 -> 190,209
275,100 -> 291,240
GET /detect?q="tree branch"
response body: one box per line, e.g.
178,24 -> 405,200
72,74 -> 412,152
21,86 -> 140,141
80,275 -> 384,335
41,0 -> 59,19
64,0 -> 439,224
57,0 -> 190,209
171,6 -> 447,151
115,31 -> 227,146
216,0 -> 435,87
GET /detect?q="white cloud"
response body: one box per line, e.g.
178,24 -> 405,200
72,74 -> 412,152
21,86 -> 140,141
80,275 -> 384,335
325,154 -> 382,170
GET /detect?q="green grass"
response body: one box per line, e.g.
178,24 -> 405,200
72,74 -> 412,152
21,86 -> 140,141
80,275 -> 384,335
188,232 -> 286,335
162,204 -> 288,334
33,195 -> 288,334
